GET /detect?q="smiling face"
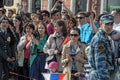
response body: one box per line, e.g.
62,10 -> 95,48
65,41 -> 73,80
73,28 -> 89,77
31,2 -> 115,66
1,19 -> 9,30
38,23 -> 46,35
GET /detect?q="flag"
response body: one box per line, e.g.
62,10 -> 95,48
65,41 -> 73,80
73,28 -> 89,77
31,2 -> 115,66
42,73 -> 66,80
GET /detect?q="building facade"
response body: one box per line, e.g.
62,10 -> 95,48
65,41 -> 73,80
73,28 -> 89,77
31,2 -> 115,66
1,0 -> 120,16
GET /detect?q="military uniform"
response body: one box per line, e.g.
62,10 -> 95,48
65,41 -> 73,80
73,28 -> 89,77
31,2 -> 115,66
0,28 -> 15,80
88,14 -> 115,80
88,29 -> 115,80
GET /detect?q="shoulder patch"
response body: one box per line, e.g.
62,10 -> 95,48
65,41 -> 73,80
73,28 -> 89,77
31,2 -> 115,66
98,44 -> 105,51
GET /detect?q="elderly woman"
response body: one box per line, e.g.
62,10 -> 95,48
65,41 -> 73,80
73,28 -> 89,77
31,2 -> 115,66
61,27 -> 87,80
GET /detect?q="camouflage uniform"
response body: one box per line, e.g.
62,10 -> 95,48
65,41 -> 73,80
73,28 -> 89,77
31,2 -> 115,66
88,29 -> 115,80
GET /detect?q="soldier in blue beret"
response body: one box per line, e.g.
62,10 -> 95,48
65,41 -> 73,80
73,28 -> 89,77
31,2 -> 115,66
88,14 -> 115,80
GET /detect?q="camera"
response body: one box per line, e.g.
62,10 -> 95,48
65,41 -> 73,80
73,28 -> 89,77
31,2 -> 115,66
32,31 -> 39,38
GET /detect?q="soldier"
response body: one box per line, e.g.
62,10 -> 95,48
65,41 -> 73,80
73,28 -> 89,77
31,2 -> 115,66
88,14 -> 115,80
0,17 -> 15,80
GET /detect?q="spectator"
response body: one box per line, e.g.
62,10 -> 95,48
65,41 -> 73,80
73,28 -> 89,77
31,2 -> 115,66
17,23 -> 35,80
29,22 -> 48,80
48,61 -> 58,73
6,9 -> 14,21
43,20 -> 67,72
61,27 -> 87,80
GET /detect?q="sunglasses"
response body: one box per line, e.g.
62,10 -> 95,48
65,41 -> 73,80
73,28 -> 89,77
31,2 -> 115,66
76,17 -> 84,19
70,34 -> 79,37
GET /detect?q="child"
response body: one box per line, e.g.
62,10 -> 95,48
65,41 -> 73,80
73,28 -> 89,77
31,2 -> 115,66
48,61 -> 58,73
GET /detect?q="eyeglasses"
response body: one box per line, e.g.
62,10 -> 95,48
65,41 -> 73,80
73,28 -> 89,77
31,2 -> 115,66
70,34 -> 79,37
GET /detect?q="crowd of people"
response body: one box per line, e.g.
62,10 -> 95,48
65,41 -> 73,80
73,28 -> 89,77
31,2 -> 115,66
0,2 -> 120,80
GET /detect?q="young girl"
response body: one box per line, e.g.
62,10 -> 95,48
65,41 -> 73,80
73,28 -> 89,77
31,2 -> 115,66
48,61 -> 58,73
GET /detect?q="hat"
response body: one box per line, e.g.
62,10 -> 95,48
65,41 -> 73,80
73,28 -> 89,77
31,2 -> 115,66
41,10 -> 50,17
100,14 -> 114,23
48,61 -> 58,70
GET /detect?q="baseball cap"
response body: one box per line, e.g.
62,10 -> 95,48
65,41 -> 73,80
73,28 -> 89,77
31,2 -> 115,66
100,14 -> 114,23
48,61 -> 58,70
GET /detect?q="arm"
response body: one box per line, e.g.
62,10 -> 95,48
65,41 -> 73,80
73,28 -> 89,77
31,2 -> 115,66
43,35 -> 55,55
62,2 -> 73,17
51,0 -> 62,11
61,45 -> 72,67
94,42 -> 110,80
17,36 -> 26,51
89,15 -> 98,33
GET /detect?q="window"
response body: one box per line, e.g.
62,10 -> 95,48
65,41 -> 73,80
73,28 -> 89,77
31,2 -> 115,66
4,0 -> 14,6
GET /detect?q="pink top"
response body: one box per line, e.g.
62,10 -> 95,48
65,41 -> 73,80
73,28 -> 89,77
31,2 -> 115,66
23,40 -> 31,59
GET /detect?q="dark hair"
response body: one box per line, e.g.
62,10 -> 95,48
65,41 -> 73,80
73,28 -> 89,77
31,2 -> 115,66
9,20 -> 14,27
0,17 -> 9,23
8,9 -> 14,14
0,8 -> 5,14
70,27 -> 80,35
55,20 -> 67,37
41,10 -> 50,17
63,14 -> 70,20
14,15 -> 23,26
70,17 -> 76,27
51,10 -> 60,16
76,12 -> 86,17
24,22 -> 35,31
85,12 -> 91,17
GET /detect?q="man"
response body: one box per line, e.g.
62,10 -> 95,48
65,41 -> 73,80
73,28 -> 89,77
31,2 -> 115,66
88,14 -> 115,80
6,9 -> 14,21
0,17 -> 15,80
0,8 -> 6,22
41,10 -> 54,35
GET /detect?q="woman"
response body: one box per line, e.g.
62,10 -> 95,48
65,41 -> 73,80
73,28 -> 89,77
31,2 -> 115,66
29,22 -> 48,80
17,23 -> 34,80
43,20 -> 67,72
61,27 -> 87,80
13,15 -> 24,38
